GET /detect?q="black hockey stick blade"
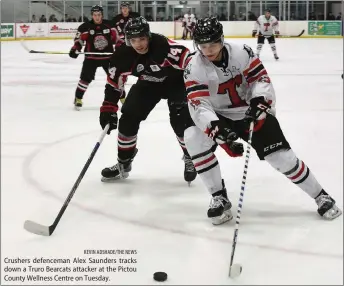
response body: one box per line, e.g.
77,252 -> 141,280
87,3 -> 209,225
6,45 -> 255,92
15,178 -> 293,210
280,29 -> 305,38
24,220 -> 53,236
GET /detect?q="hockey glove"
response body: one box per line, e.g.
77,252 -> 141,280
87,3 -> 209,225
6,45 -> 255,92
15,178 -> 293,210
221,141 -> 244,157
99,101 -> 119,134
207,120 -> 243,157
252,30 -> 257,37
207,120 -> 238,143
275,31 -> 280,38
245,96 -> 271,121
69,46 -> 80,59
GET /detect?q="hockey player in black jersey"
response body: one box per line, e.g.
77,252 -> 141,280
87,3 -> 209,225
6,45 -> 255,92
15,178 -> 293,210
112,2 -> 140,40
99,16 -> 196,184
69,5 -> 123,110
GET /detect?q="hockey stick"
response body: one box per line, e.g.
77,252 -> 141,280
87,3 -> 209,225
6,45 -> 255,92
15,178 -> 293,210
259,29 -> 305,38
20,40 -> 113,55
229,120 -> 255,278
24,124 -> 110,236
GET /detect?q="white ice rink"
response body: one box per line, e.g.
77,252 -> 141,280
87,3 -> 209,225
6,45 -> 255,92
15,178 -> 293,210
1,38 -> 343,285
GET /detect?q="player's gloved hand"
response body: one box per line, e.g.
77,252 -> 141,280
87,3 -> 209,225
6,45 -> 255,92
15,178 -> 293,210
245,96 -> 271,121
69,46 -> 80,59
275,31 -> 280,38
221,141 -> 244,157
207,120 -> 238,144
252,30 -> 257,37
207,120 -> 243,157
99,101 -> 119,134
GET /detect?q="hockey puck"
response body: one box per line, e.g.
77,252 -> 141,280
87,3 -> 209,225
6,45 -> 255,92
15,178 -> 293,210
153,272 -> 167,282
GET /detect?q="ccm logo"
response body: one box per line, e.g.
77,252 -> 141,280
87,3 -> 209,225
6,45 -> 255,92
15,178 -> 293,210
264,142 -> 282,152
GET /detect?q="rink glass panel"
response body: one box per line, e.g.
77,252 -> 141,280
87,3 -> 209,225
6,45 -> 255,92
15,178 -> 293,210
0,0 -> 342,23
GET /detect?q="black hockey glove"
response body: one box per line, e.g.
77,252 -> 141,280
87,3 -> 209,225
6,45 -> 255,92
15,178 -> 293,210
99,101 -> 119,134
69,47 -> 79,59
207,120 -> 243,157
252,30 -> 257,37
245,96 -> 271,121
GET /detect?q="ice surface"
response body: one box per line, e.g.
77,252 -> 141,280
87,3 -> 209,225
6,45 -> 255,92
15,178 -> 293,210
1,38 -> 343,285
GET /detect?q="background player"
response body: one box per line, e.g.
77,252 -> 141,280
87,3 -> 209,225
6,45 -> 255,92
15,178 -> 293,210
252,9 -> 279,59
182,12 -> 196,40
184,17 -> 341,225
69,5 -> 122,110
112,2 -> 140,40
99,16 -> 196,184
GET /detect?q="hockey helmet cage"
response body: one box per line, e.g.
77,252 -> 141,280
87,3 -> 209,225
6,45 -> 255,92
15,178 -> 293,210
121,2 -> 130,8
124,16 -> 151,46
193,17 -> 223,45
91,5 -> 103,14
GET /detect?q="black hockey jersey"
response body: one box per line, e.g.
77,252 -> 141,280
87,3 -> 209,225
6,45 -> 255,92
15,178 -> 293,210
73,19 -> 122,60
104,33 -> 190,104
112,12 -> 140,39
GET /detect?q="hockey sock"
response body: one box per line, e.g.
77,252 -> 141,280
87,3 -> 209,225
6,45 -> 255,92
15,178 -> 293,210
256,44 -> 263,56
75,80 -> 90,99
117,132 -> 137,162
269,43 -> 278,56
176,136 -> 188,153
191,149 -> 223,195
265,149 -> 323,199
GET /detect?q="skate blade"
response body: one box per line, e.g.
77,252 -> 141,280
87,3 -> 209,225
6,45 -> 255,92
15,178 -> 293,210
101,176 -> 121,182
323,206 -> 342,220
211,210 -> 233,225
74,106 -> 81,111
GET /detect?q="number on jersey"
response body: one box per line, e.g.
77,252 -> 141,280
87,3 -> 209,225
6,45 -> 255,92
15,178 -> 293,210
218,75 -> 247,108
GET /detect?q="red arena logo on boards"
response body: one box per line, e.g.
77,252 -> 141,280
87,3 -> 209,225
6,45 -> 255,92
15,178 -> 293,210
20,24 -> 30,34
50,25 -> 59,31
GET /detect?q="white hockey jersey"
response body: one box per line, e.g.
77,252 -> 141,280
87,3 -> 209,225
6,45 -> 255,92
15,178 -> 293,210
184,43 -> 276,132
183,13 -> 196,27
254,15 -> 279,35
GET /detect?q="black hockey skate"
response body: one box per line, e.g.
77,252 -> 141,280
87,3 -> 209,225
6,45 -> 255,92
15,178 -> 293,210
183,154 -> 197,186
101,149 -> 138,182
274,54 -> 279,60
74,97 -> 82,111
208,181 -> 233,225
315,192 -> 342,220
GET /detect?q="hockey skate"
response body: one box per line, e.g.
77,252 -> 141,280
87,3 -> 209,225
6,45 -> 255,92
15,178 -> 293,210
101,149 -> 138,182
315,193 -> 342,220
208,183 -> 233,225
274,54 -> 279,60
183,154 -> 197,186
74,98 -> 83,111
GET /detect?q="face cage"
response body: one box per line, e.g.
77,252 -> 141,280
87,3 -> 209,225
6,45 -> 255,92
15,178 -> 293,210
193,35 -> 224,53
125,32 -> 151,46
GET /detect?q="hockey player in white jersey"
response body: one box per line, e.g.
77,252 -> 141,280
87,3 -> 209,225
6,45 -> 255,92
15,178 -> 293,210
183,17 -> 342,225
252,9 -> 279,59
182,13 -> 196,40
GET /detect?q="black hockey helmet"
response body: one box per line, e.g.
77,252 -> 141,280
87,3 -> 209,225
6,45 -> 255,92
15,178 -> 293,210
264,8 -> 271,13
120,2 -> 130,8
91,5 -> 103,14
193,17 -> 224,45
124,16 -> 151,46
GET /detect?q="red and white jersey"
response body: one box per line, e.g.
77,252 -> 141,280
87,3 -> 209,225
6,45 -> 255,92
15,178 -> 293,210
183,13 -> 196,27
254,15 -> 279,35
184,43 -> 276,132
